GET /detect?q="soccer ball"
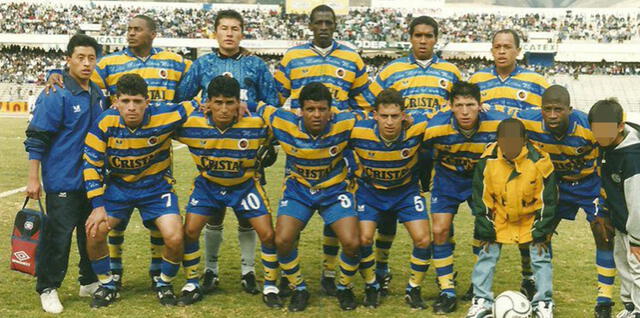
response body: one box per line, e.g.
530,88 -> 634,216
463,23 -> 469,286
492,290 -> 532,318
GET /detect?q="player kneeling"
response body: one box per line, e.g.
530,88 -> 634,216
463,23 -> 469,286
466,118 -> 558,318
83,74 -> 195,308
350,88 -> 432,309
175,76 -> 281,308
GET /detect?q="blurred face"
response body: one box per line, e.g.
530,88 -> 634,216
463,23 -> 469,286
374,103 -> 405,140
592,121 -> 624,147
410,24 -> 437,60
309,11 -> 336,48
127,18 -> 156,50
301,100 -> 332,136
498,132 -> 525,160
541,103 -> 572,134
216,18 -> 243,54
207,95 -> 239,128
66,46 -> 97,82
116,94 -> 149,128
491,32 -> 521,71
451,95 -> 481,130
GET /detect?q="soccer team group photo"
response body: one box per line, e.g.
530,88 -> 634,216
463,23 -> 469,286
3,0 -> 640,317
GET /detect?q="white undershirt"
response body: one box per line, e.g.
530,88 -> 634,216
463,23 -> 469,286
313,45 -> 332,56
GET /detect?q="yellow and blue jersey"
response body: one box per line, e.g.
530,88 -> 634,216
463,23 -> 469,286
175,111 -> 270,187
469,65 -> 549,112
274,41 -> 371,112
258,104 -> 355,189
350,115 -> 429,189
423,109 -> 511,176
518,109 -> 600,196
83,100 -> 196,208
364,54 -> 461,115
91,47 -> 192,103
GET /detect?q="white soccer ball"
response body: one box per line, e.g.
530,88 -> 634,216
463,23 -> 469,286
492,290 -> 532,318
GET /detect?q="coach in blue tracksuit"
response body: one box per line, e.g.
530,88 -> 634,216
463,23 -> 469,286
173,9 -> 279,295
24,34 -> 105,314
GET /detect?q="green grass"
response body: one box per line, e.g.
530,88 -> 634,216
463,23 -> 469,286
0,116 -> 618,317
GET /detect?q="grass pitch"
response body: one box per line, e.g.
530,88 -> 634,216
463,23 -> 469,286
0,116 -> 618,317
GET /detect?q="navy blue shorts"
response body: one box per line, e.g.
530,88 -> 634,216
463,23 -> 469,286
356,181 -> 428,223
277,178 -> 357,226
430,166 -> 473,214
186,176 -> 271,219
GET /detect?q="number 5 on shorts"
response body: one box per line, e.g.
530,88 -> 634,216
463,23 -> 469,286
414,196 -> 425,212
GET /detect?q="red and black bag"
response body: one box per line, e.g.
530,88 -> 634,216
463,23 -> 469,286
10,197 -> 46,276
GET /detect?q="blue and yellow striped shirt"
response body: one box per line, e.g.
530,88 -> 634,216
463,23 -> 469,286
175,111 -> 270,187
364,54 -> 461,115
83,100 -> 196,208
470,65 -> 549,111
350,115 -> 428,190
518,109 -> 600,196
91,47 -> 192,103
258,104 -> 355,189
423,110 -> 510,175
275,41 -> 371,112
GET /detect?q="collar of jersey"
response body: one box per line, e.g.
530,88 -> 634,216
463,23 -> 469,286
119,107 -> 151,133
542,112 -> 578,139
215,49 -> 243,60
206,114 -> 239,134
308,40 -> 338,57
373,122 -> 406,147
62,71 -> 95,96
124,47 -> 161,60
298,116 -> 332,139
409,54 -> 438,67
491,64 -> 522,80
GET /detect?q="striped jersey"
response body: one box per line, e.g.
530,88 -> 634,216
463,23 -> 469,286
469,65 -> 549,111
175,111 -> 270,186
91,47 -> 192,103
423,110 -> 511,176
517,109 -> 600,195
258,104 -> 355,189
364,54 -> 462,115
350,115 -> 429,190
83,100 -> 196,207
274,41 -> 371,112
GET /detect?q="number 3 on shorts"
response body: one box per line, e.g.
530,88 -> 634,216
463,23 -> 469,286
414,196 -> 425,212
338,194 -> 352,208
241,193 -> 261,210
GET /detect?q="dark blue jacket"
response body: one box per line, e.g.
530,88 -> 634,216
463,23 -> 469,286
24,72 -> 106,193
174,49 -> 278,111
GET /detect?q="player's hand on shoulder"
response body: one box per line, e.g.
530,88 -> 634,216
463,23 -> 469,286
44,73 -> 64,95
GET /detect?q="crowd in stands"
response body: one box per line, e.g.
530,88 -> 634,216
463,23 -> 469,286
1,2 -> 639,43
3,47 -> 640,96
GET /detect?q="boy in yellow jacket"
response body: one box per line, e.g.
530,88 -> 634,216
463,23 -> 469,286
465,118 -> 559,318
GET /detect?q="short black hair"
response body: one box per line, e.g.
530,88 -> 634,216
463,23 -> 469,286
588,98 -> 624,124
409,16 -> 439,38
66,34 -> 101,57
215,9 -> 244,31
375,88 -> 405,111
542,85 -> 571,108
207,75 -> 240,100
116,74 -> 148,98
450,81 -> 481,104
492,29 -> 521,48
132,14 -> 157,32
310,5 -> 336,23
497,118 -> 527,139
299,82 -> 332,109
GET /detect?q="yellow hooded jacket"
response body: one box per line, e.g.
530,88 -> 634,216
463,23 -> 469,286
471,142 -> 558,244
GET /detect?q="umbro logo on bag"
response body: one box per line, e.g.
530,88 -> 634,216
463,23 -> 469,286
13,251 -> 30,262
